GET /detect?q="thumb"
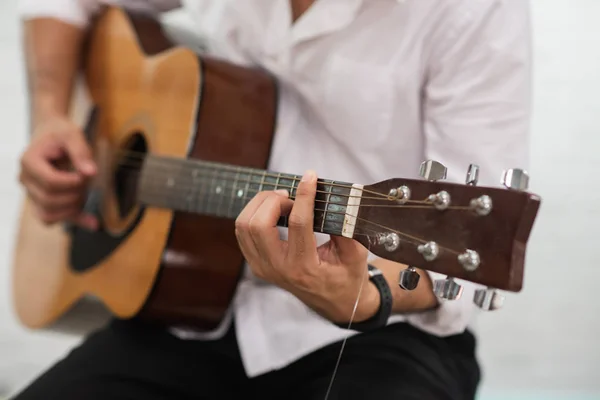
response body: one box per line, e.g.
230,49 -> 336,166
72,212 -> 100,231
330,235 -> 367,265
63,131 -> 96,176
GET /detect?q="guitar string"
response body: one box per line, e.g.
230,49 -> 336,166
101,148 -> 416,200
141,172 -> 471,217
131,163 -> 471,253
107,158 -> 474,211
138,183 -> 461,254
124,149 -> 394,199
139,195 -> 427,249
137,170 -> 471,210
95,156 -> 472,253
131,163 -> 469,254
115,153 -> 430,204
324,260 -> 369,400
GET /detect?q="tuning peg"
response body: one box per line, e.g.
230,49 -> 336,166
398,267 -> 420,291
474,288 -> 505,311
420,160 -> 447,182
418,241 -> 440,261
502,168 -> 529,191
466,164 -> 479,186
458,249 -> 480,272
433,277 -> 463,300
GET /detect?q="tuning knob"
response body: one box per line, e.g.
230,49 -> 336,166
433,277 -> 463,300
466,164 -> 479,186
398,267 -> 420,291
420,160 -> 447,182
502,168 -> 529,191
474,288 -> 505,311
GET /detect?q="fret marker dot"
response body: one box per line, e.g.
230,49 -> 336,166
237,189 -> 244,198
167,178 -> 175,187
216,186 -> 222,194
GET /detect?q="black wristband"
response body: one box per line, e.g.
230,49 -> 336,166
335,264 -> 393,333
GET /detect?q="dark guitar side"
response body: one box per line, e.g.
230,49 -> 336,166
127,14 -> 279,330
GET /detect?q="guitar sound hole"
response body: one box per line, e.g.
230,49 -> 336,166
115,132 -> 147,219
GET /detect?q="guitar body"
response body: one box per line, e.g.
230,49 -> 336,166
12,7 -> 277,331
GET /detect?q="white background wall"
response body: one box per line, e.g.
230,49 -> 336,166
0,0 -> 598,398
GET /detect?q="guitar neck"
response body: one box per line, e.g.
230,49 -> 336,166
137,154 -> 354,236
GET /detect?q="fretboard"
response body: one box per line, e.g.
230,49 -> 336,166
137,155 -> 353,236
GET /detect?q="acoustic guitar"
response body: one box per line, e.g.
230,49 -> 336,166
11,7 -> 541,333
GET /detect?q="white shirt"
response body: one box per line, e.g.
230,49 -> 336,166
18,0 -> 532,378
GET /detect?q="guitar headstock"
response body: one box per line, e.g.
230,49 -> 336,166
351,160 -> 541,310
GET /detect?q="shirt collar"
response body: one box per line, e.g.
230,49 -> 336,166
263,0 -> 408,56
290,0 -> 364,45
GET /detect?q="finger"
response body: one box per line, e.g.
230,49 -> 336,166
248,193 -> 293,263
287,170 -> 318,260
71,213 -> 99,231
236,191 -> 271,228
235,227 -> 261,266
34,206 -> 80,226
21,155 -> 83,193
33,203 -> 98,230
329,235 -> 368,265
62,130 -> 96,176
274,189 -> 289,198
236,190 -> 289,228
236,190 -> 290,263
235,192 -> 272,262
25,181 -> 85,211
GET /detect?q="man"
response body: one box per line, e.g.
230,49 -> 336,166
13,0 -> 532,399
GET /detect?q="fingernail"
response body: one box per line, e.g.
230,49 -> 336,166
275,189 -> 289,197
81,215 -> 99,231
80,161 -> 96,175
301,170 -> 316,182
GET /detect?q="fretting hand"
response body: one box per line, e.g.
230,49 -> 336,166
234,170 -> 380,324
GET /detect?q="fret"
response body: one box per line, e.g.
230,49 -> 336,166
207,168 -> 217,215
137,157 -> 355,238
275,172 -> 282,191
314,179 -> 330,235
272,178 -> 351,237
196,165 -> 209,214
262,172 -> 279,191
289,175 -> 301,198
239,170 -> 251,215
277,175 -> 296,194
223,169 -> 253,217
323,183 -> 351,235
186,167 -> 201,213
214,169 -> 230,217
227,168 -> 241,218
259,171 -> 267,192
248,172 -> 263,198
136,157 -> 152,205
321,181 -> 334,233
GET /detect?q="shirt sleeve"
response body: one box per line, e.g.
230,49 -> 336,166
405,0 -> 533,336
18,0 -> 183,27
18,0 -> 96,27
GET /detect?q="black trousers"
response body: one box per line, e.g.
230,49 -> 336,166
12,318 -> 480,400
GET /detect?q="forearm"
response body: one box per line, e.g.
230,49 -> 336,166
370,258 -> 438,314
23,18 -> 86,125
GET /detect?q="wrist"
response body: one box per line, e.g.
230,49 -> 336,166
32,96 -> 65,122
333,264 -> 393,332
353,281 -> 381,323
